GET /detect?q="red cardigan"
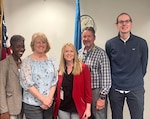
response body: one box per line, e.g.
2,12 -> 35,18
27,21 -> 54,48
54,63 -> 92,119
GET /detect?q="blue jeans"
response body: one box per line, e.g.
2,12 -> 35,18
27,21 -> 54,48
23,103 -> 53,119
109,88 -> 144,119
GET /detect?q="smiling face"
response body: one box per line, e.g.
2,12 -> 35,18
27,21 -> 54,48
31,32 -> 50,54
11,39 -> 25,59
33,37 -> 47,54
63,45 -> 75,63
82,29 -> 95,51
116,13 -> 132,35
10,35 -> 25,60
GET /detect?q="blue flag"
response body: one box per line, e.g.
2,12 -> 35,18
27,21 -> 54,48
74,0 -> 82,51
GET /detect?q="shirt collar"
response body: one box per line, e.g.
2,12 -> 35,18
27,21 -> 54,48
84,44 -> 96,54
120,35 -> 130,42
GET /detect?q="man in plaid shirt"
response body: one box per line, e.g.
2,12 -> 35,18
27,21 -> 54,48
78,27 -> 111,119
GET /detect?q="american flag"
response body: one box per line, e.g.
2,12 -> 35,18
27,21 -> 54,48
0,10 -> 11,60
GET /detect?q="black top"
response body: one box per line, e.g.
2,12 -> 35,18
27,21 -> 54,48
59,68 -> 77,112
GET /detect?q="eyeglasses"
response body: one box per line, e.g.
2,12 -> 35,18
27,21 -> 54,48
117,20 -> 131,24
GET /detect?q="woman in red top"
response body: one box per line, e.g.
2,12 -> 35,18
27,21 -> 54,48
54,43 -> 92,119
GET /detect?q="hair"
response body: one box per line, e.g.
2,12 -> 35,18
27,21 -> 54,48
116,13 -> 132,24
30,32 -> 50,53
82,27 -> 95,37
59,43 -> 82,75
10,35 -> 25,46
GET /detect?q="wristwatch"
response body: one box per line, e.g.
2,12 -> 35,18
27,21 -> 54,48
99,94 -> 106,100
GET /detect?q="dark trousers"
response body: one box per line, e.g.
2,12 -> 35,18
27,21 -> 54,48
109,88 -> 144,119
23,103 -> 53,119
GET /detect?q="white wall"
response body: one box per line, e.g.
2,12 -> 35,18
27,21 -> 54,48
3,0 -> 150,119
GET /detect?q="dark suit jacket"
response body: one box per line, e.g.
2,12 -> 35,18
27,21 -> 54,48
0,55 -> 22,115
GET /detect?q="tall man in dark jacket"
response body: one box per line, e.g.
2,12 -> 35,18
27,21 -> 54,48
105,13 -> 148,119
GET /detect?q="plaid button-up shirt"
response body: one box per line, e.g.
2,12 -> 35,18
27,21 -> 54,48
78,45 -> 111,95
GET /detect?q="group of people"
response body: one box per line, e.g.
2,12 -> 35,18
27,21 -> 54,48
0,13 -> 148,119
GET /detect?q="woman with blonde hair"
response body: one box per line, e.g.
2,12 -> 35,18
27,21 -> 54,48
20,32 -> 57,119
54,43 -> 92,119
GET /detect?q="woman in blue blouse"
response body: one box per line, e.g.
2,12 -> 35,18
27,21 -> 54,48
20,32 -> 58,119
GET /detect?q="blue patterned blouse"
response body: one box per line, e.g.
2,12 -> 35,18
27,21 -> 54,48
20,56 -> 58,106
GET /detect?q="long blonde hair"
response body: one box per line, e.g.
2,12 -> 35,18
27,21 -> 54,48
59,43 -> 82,75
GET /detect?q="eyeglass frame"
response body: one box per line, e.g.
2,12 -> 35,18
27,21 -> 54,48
116,19 -> 132,24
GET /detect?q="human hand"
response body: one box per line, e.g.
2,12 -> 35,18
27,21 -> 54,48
96,98 -> 105,110
0,112 -> 10,119
40,104 -> 49,110
41,96 -> 53,108
82,108 -> 91,119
